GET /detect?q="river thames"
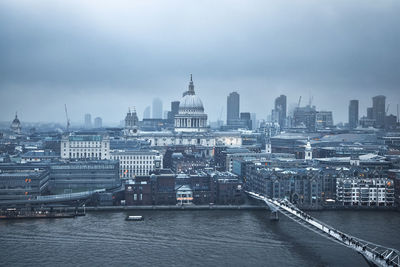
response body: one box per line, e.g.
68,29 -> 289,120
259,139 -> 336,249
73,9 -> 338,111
0,210 -> 399,266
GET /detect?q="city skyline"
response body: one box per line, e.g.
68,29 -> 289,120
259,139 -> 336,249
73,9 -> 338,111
1,1 -> 400,124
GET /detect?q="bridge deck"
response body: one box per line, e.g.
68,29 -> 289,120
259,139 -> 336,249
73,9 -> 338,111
247,191 -> 399,267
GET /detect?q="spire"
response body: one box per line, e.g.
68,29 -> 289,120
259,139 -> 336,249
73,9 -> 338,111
188,74 -> 195,95
15,111 -> 18,119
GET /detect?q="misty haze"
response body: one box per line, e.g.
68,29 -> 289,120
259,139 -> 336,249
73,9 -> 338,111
0,1 -> 400,267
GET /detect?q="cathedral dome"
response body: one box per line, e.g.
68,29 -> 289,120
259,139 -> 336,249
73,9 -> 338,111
10,112 -> 21,134
174,75 -> 208,133
178,74 -> 204,114
179,94 -> 204,112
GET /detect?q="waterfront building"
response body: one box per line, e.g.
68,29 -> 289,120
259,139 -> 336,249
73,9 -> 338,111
246,167 -> 323,208
176,184 -> 193,205
349,100 -> 359,128
336,177 -> 394,206
110,149 -> 163,178
49,160 -> 120,194
0,170 -> 50,201
388,169 -> 400,207
124,169 -> 176,205
61,133 -> 110,160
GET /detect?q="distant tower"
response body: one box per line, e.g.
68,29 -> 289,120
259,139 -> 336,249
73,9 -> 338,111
274,95 -> 287,129
143,106 -> 151,119
305,138 -> 312,160
348,100 -> 359,128
372,95 -> 386,128
94,117 -> 102,128
84,113 -> 92,129
265,137 -> 272,154
152,98 -> 163,119
10,112 -> 21,134
227,92 -> 240,125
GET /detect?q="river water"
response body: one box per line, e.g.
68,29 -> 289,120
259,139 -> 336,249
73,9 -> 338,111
0,210 -> 399,266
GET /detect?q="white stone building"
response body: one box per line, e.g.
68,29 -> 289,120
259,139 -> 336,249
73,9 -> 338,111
110,150 -> 163,178
336,177 -> 394,206
61,134 -> 110,160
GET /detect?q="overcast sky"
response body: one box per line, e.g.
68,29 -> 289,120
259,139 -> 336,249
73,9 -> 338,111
0,0 -> 399,125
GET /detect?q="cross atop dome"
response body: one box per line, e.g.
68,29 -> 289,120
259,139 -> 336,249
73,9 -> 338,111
187,74 -> 195,95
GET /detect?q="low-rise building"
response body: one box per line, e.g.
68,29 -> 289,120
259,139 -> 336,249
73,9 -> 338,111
336,177 -> 394,206
110,150 -> 163,178
0,170 -> 50,201
49,160 -> 120,194
61,133 -> 110,160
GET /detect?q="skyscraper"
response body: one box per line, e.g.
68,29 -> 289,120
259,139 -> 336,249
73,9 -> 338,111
143,106 -> 151,119
348,100 -> 359,128
372,95 -> 386,128
367,107 -> 374,119
152,98 -> 163,119
274,95 -> 287,128
84,113 -> 92,129
94,117 -> 102,128
167,101 -> 180,123
250,113 -> 257,130
227,92 -> 240,125
240,112 -> 252,129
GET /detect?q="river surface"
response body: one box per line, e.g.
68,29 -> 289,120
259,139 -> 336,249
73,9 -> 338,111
0,210 -> 399,266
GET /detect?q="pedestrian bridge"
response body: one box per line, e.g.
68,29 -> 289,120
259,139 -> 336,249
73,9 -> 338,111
247,191 -> 400,267
0,189 -> 106,207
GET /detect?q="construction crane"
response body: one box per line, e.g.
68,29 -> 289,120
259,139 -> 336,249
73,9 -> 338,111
298,96 -> 302,108
386,104 -> 390,114
64,104 -> 70,132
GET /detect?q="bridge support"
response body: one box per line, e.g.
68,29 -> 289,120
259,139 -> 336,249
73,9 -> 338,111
270,210 -> 279,221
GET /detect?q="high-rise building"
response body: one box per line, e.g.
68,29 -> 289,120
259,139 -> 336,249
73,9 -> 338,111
84,113 -> 92,129
316,111 -> 333,129
274,95 -> 287,128
94,117 -> 102,128
143,106 -> 151,119
348,100 -> 359,128
227,92 -> 240,125
240,112 -> 252,130
293,105 -> 317,132
367,107 -> 374,119
372,95 -> 386,128
250,113 -> 257,130
167,101 -> 180,123
152,98 -> 163,119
